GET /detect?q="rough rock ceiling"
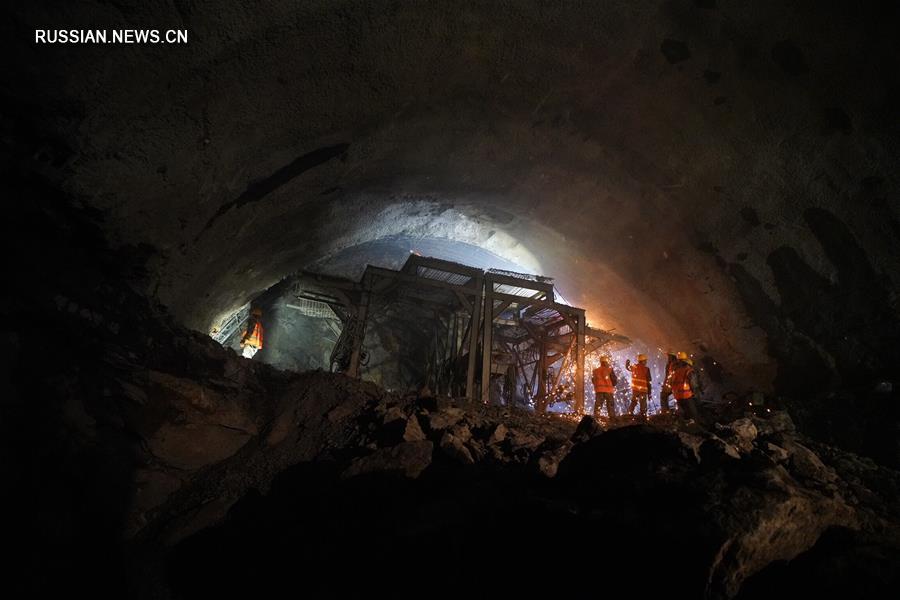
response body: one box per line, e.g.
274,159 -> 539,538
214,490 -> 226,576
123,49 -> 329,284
7,0 -> 900,392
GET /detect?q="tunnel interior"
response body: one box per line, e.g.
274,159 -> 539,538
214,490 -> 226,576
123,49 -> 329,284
4,1 -> 900,598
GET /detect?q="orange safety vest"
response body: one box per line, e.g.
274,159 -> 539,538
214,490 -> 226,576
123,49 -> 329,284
630,363 -> 650,393
242,321 -> 264,349
664,360 -> 676,385
669,365 -> 694,400
592,366 -> 614,394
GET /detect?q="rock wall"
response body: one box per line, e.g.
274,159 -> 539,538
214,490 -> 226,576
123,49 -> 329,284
3,182 -> 899,598
3,2 -> 900,596
6,1 -> 899,400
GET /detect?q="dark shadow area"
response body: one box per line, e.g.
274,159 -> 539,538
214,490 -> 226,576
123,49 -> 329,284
737,527 -> 900,599
168,443 -> 711,598
199,143 -> 350,236
2,176 -> 146,598
4,2 -> 900,598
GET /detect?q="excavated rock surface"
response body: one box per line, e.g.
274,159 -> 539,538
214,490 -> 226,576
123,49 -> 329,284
156,373 -> 900,599
126,373 -> 581,545
73,323 -> 898,600
7,1 -> 900,408
5,177 -> 900,599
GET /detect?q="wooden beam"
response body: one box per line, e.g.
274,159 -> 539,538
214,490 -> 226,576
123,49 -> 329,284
551,349 -> 570,390
394,288 -> 460,310
535,339 -> 548,414
485,272 -> 554,300
545,340 -> 572,353
466,275 -> 483,400
403,255 -> 483,280
494,332 -> 530,345
585,339 -> 609,355
491,298 -> 513,319
546,351 -> 567,367
519,320 -> 546,343
365,265 -> 481,295
454,289 -> 473,313
488,290 -> 582,318
457,316 -> 471,360
481,278 -> 494,403
347,289 -> 371,378
575,311 -> 586,415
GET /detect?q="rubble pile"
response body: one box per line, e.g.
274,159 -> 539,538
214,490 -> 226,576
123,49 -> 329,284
6,198 -> 898,598
119,356 -> 899,598
124,368 -> 581,545
13,289 -> 900,598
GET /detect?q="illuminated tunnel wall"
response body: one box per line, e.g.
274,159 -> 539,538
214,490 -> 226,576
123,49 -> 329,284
7,4 -> 900,598
229,230 -> 690,414
11,1 -> 900,403
221,232 -> 573,393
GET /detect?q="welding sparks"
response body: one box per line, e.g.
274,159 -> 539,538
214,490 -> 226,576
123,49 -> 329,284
549,344 -> 669,417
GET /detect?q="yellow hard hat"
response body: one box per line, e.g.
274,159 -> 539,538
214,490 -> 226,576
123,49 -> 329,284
676,351 -> 689,361
251,307 -> 263,317
685,358 -> 694,366
637,353 -> 648,362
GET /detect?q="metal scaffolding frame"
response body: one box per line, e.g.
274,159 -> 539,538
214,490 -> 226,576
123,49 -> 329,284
362,258 -> 484,398
287,255 -> 629,413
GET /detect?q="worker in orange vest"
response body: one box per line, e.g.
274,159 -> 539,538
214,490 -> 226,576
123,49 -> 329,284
625,354 -> 651,418
591,357 -> 618,420
659,350 -> 677,414
240,307 -> 264,359
668,351 -> 700,421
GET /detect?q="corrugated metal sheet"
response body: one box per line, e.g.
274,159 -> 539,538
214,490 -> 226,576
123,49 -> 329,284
286,298 -> 337,319
416,265 -> 472,286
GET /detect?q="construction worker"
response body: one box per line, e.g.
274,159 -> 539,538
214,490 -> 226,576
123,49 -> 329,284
669,351 -> 700,421
625,354 -> 651,418
240,307 -> 264,359
591,357 -> 618,420
659,351 -> 677,414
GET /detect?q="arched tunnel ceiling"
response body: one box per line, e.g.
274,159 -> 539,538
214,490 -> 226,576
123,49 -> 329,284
8,0 -> 900,391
